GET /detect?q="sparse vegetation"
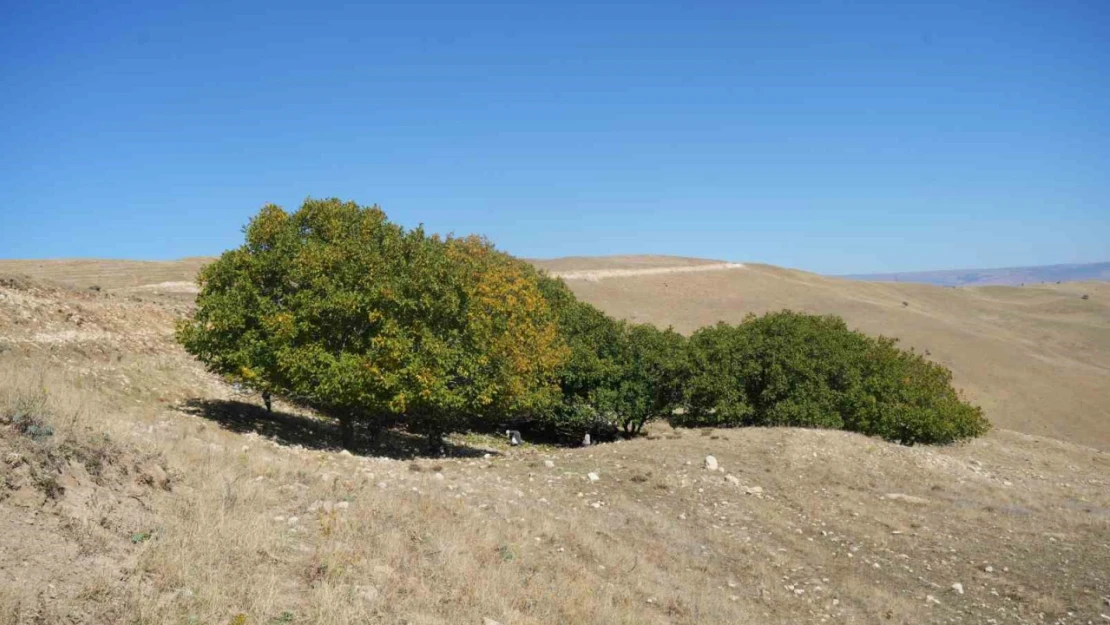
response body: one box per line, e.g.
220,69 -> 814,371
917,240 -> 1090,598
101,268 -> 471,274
1,256 -> 1107,625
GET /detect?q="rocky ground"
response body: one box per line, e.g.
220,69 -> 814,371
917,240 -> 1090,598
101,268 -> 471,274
1,274 -> 1108,624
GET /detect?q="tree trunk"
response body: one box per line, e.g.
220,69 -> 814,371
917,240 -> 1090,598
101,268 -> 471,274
339,415 -> 355,450
426,430 -> 443,456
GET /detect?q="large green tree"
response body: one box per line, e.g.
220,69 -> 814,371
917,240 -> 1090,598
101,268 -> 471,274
177,199 -> 566,450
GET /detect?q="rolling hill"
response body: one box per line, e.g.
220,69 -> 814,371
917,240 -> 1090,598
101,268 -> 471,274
4,255 -> 1108,449
1,256 -> 1108,624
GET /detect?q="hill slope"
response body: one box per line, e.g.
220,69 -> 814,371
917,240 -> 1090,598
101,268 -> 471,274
1,270 -> 1108,624
3,256 -> 1108,449
536,257 -> 1110,450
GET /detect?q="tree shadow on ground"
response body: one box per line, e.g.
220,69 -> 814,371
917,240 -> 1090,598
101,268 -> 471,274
176,398 -> 496,460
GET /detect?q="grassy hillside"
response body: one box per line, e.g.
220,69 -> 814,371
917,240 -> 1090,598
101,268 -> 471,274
548,259 -> 1110,450
3,255 -> 1108,449
1,264 -> 1108,623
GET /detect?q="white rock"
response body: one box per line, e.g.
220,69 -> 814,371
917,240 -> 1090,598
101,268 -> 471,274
543,460 -> 555,468
725,474 -> 741,486
483,619 -> 503,625
587,472 -> 600,482
884,493 -> 929,505
984,565 -> 993,573
433,473 -> 445,481
337,501 -> 350,509
926,595 -> 940,605
951,582 -> 964,595
744,486 -> 763,495
339,449 -> 353,457
287,516 -> 300,525
704,455 -> 718,471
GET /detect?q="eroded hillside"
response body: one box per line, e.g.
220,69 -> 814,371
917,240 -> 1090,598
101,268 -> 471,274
0,264 -> 1108,624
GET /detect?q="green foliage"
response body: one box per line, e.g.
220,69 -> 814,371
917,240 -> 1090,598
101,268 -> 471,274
4,387 -> 55,442
177,199 -> 566,448
673,311 -> 989,445
533,275 -> 686,438
602,323 -> 686,435
178,198 -> 988,450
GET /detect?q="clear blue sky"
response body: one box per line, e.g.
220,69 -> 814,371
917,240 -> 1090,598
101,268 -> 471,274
1,0 -> 1107,274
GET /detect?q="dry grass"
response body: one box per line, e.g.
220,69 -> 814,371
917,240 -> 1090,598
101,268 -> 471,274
1,262 -> 1109,624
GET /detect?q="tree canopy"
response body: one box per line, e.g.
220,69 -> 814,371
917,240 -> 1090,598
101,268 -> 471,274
177,199 -> 566,449
180,199 -> 989,451
673,311 -> 989,445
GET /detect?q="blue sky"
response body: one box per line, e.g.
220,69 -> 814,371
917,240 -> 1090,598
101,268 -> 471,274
1,0 -> 1106,274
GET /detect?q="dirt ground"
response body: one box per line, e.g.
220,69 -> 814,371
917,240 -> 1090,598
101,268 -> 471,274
0,262 -> 1108,624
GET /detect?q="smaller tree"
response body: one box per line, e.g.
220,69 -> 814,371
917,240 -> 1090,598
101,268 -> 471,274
602,323 -> 686,435
671,310 -> 989,445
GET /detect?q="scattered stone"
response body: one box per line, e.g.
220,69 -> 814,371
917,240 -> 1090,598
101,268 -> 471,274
984,565 -> 993,573
744,486 -> 763,496
543,460 -> 555,468
926,595 -> 941,605
704,455 -> 718,471
483,618 -> 503,625
725,474 -> 741,486
884,493 -> 929,505
587,472 -> 600,482
139,463 -> 170,490
433,473 -> 445,481
951,582 -> 964,595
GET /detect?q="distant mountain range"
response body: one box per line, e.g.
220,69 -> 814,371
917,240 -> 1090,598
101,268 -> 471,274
841,261 -> 1110,287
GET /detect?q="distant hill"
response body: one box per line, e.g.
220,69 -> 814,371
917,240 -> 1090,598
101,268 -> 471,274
841,261 -> 1110,287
